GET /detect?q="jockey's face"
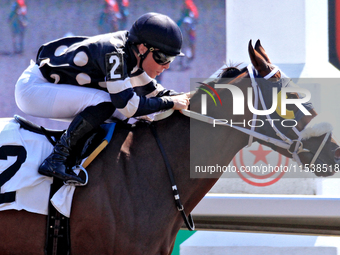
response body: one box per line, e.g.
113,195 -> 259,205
137,44 -> 170,79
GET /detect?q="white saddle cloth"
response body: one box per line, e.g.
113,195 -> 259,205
0,118 -> 75,217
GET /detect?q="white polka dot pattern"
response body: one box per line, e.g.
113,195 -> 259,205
73,51 -> 89,67
98,81 -> 107,88
54,45 -> 68,57
50,74 -> 60,84
76,73 -> 91,85
39,58 -> 50,67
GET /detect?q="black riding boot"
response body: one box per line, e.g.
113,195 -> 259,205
38,114 -> 94,184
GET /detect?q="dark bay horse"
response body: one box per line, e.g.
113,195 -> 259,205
0,40 -> 339,255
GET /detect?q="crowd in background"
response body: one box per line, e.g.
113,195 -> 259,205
7,0 -> 27,54
6,0 -> 199,71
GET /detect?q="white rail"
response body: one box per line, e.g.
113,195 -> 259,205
190,194 -> 340,235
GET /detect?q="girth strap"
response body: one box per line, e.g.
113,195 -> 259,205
45,179 -> 71,255
149,123 -> 195,231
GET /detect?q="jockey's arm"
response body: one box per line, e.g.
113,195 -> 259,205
107,78 -> 189,118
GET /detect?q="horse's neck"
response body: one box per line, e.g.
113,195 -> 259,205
182,79 -> 253,210
154,111 -> 249,213
185,119 -> 249,211
97,110 -> 248,215
82,111 -> 248,240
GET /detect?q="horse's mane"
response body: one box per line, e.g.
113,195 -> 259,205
194,63 -> 248,92
219,63 -> 247,79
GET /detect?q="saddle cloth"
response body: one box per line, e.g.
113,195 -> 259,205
0,117 -> 115,217
0,118 -> 53,215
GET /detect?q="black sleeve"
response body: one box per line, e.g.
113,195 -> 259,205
132,96 -> 174,117
156,88 -> 183,97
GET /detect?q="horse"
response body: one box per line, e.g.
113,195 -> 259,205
0,39 -> 339,255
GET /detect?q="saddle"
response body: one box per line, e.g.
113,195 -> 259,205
14,115 -> 116,255
12,112 -> 174,254
14,115 -> 64,144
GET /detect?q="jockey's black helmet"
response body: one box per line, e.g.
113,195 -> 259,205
128,12 -> 184,56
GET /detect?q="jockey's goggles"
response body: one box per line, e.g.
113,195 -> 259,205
147,45 -> 176,65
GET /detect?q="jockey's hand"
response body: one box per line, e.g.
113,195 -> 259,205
185,92 -> 194,98
172,94 -> 190,110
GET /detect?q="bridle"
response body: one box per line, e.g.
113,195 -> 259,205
181,64 -> 331,167
151,64 -> 331,231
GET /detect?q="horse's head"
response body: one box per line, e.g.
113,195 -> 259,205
246,40 -> 340,176
189,39 -> 340,177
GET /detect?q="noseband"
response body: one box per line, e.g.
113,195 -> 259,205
246,64 -> 331,166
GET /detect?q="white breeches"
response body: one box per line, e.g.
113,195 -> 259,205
15,61 -> 112,120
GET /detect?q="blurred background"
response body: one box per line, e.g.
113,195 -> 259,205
0,0 -> 225,129
3,1 -> 340,254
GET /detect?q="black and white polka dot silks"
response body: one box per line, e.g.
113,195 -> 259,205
35,31 -> 175,118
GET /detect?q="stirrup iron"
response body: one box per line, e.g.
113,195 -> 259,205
64,165 -> 88,186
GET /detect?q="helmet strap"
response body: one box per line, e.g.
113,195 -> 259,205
131,43 -> 151,71
137,48 -> 150,71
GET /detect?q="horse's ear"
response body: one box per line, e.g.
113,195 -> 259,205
248,39 -> 269,74
254,39 -> 272,64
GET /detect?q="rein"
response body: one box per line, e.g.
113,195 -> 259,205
149,123 -> 195,231
181,64 -> 330,167
147,64 -> 330,231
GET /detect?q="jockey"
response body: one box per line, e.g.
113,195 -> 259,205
15,12 -> 189,184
